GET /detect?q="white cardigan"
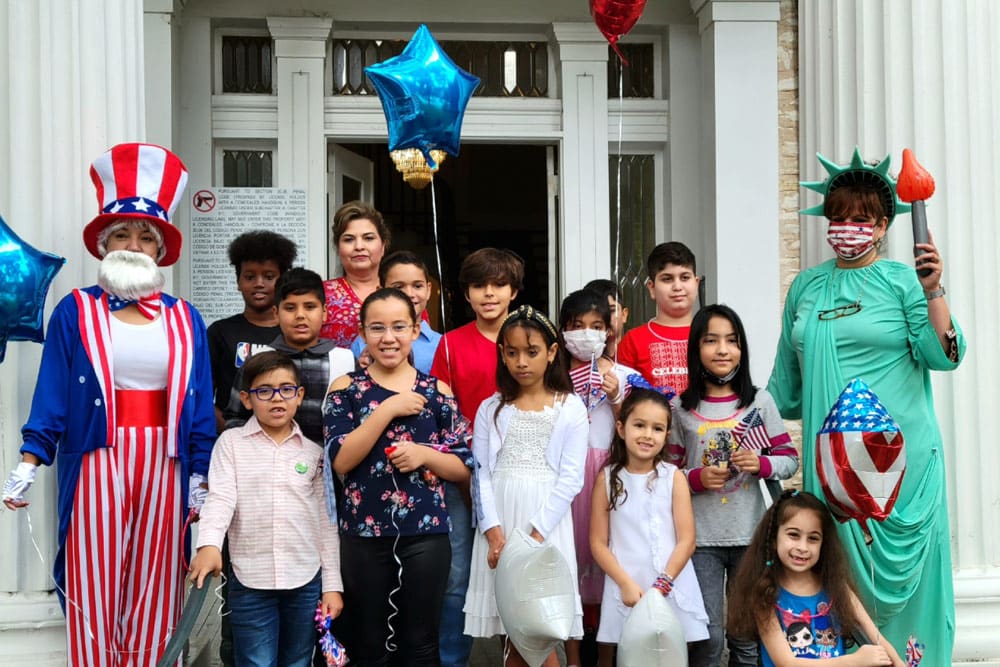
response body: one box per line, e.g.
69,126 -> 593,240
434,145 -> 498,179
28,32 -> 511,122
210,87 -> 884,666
472,392 -> 589,538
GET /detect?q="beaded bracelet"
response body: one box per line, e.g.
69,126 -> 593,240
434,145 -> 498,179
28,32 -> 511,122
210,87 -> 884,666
652,573 -> 674,597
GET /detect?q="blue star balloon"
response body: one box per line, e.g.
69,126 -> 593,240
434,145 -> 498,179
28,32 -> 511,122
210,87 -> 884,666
0,213 -> 65,362
365,25 -> 480,168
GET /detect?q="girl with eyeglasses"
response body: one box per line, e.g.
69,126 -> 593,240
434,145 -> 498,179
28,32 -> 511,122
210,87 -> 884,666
323,287 -> 474,666
768,151 -> 965,664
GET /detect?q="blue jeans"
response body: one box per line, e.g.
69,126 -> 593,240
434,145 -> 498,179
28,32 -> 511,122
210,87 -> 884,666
439,483 -> 474,667
229,570 -> 322,667
688,546 -> 759,667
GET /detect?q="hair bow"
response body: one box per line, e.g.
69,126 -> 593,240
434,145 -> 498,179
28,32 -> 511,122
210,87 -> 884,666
625,373 -> 677,401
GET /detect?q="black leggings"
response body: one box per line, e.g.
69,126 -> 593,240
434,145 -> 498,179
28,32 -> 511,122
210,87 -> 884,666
340,533 -> 451,667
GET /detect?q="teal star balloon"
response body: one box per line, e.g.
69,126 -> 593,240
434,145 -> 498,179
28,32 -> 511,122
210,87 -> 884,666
365,24 -> 480,169
0,213 -> 65,362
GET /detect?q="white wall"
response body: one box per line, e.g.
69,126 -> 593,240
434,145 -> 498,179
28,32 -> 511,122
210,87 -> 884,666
799,1 -> 1000,663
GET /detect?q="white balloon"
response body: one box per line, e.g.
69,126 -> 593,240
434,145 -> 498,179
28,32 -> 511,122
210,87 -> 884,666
617,587 -> 689,667
494,528 -> 576,667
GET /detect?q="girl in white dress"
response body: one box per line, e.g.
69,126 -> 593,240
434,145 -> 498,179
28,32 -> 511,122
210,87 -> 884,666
464,305 -> 589,667
590,388 -> 709,664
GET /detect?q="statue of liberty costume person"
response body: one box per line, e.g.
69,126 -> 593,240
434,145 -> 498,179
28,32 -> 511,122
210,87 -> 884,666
2,143 -> 217,667
767,148 -> 965,666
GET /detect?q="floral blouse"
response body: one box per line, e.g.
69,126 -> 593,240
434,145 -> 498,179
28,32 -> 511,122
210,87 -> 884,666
324,369 -> 473,538
320,277 -> 362,348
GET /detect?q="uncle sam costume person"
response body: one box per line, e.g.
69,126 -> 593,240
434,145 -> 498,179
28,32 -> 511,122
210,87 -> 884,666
2,143 -> 216,666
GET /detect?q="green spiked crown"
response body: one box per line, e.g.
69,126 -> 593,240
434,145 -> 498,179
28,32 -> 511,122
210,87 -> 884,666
800,147 -> 911,223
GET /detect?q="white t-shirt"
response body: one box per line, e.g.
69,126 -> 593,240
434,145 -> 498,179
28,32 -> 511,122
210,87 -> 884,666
111,315 -> 169,389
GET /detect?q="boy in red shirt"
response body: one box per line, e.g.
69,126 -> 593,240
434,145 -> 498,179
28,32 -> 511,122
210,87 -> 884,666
617,242 -> 700,395
430,247 -> 524,667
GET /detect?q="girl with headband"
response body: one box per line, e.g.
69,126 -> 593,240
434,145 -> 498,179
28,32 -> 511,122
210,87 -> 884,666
463,305 -> 589,667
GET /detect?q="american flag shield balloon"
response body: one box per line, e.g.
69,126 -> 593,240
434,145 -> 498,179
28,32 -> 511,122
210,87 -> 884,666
816,378 -> 905,524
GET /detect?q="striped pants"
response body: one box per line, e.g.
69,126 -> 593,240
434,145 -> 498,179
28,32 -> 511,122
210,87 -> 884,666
64,424 -> 184,667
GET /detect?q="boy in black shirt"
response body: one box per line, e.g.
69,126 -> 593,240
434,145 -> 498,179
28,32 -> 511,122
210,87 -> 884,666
207,231 -> 297,431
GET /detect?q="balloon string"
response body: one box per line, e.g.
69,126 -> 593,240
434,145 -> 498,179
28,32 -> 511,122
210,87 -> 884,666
214,571 -> 230,617
613,62 -> 624,367
868,541 -> 882,647
20,508 -> 96,643
180,509 -> 197,571
16,506 -> 177,660
430,178 -> 457,438
384,469 -> 404,653
9,435 -> 188,662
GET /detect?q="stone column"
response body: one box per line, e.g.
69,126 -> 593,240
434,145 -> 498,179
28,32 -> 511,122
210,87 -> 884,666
267,17 -> 332,274
0,1 -> 147,664
798,1 -> 1000,663
690,0 -> 782,386
144,0 -> 179,293
551,22 -> 611,294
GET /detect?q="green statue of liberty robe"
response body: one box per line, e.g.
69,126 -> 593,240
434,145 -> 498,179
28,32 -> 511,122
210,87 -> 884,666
768,257 -> 965,666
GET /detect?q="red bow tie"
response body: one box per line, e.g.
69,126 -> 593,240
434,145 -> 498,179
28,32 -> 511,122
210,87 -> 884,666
107,293 -> 162,320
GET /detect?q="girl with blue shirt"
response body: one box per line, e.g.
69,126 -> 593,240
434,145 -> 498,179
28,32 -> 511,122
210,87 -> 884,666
727,491 -> 904,666
325,287 -> 473,666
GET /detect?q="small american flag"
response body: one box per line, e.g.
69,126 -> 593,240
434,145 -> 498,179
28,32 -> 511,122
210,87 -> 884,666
733,408 -> 771,451
905,635 -> 924,666
570,358 -> 606,413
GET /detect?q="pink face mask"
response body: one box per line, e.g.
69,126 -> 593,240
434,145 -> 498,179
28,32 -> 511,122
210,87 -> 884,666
826,221 -> 876,260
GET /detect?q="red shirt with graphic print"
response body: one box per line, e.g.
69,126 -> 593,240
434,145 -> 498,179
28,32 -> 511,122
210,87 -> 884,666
617,322 -> 690,395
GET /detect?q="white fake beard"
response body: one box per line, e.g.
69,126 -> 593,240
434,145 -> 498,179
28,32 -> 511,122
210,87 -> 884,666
98,250 -> 165,300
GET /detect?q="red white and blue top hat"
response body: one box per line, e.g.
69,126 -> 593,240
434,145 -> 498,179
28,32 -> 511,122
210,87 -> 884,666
84,143 -> 189,266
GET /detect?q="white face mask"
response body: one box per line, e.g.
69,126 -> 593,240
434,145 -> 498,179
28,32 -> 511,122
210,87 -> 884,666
562,328 -> 607,362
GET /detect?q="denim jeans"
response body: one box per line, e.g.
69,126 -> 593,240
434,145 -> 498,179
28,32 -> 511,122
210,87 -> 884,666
439,483 -> 474,667
341,533 -> 451,666
688,546 -> 759,667
229,570 -> 322,667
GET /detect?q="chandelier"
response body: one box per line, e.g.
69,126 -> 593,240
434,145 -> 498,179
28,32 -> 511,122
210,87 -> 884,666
390,148 -> 446,190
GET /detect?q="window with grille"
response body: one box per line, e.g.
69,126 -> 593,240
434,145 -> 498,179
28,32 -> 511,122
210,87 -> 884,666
223,151 -> 273,187
221,36 -> 273,94
331,39 -> 548,97
609,154 -> 656,323
607,44 -> 655,98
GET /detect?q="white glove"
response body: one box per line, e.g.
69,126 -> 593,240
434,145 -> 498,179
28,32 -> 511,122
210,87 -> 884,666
3,462 -> 38,505
188,473 -> 208,514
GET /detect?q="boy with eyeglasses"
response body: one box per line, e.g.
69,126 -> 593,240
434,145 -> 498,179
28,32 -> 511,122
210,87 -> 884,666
191,351 -> 343,667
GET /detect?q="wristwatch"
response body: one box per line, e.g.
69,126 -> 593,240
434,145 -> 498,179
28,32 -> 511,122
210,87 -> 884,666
925,285 -> 946,300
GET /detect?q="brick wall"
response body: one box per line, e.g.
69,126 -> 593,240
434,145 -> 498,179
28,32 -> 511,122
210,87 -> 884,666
777,0 -> 803,486
778,0 -> 799,296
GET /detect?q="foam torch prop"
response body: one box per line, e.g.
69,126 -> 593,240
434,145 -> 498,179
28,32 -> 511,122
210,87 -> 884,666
816,378 -> 905,543
896,148 -> 936,278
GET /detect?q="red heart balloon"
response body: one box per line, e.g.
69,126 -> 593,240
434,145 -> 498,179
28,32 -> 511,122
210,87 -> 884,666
590,0 -> 649,62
